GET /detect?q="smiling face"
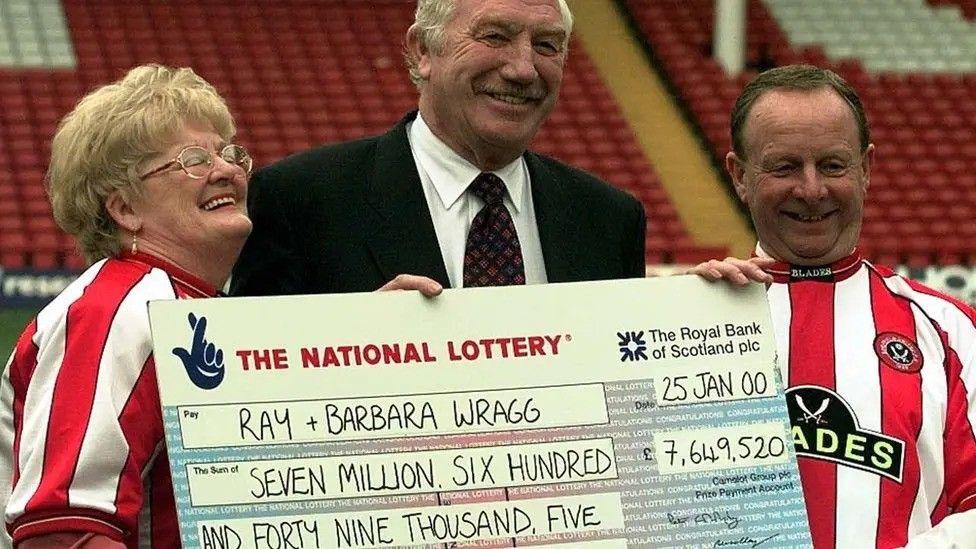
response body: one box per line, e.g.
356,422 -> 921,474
727,87 -> 874,266
411,0 -> 567,170
124,122 -> 251,270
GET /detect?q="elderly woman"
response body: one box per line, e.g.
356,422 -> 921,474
0,65 -> 251,548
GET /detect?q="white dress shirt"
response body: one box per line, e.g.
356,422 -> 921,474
406,114 -> 547,288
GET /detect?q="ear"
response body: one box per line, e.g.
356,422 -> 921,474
406,27 -> 433,81
726,152 -> 749,203
861,143 -> 875,191
105,190 -> 142,234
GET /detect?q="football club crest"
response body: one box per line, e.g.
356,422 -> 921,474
874,332 -> 923,373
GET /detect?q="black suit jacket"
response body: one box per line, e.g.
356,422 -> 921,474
230,112 -> 646,295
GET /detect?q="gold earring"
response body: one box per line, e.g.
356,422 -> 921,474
131,231 -> 138,254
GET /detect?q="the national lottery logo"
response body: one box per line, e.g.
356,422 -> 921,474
617,330 -> 648,362
171,313 -> 225,390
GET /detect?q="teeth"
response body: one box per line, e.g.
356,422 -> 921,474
786,212 -> 829,222
202,197 -> 235,211
489,93 -> 529,105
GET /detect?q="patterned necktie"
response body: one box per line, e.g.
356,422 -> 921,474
463,172 -> 526,287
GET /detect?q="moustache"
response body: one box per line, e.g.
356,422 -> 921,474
478,86 -> 546,101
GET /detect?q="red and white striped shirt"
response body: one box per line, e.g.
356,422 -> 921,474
0,252 -> 217,548
766,250 -> 976,549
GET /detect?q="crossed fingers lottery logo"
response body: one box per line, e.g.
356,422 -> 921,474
172,313 -> 226,390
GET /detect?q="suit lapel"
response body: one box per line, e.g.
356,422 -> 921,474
526,153 -> 584,283
364,113 -> 452,287
362,126 -> 585,287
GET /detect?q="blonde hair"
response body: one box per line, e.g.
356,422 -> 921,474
405,0 -> 574,86
47,64 -> 235,263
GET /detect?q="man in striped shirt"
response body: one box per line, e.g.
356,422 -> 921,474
698,64 -> 976,548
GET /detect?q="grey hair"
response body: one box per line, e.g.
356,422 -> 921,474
405,0 -> 574,86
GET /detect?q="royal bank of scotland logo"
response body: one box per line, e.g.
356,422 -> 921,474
618,330 -> 648,362
172,313 -> 225,390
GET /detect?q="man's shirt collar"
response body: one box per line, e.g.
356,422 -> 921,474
410,113 -> 524,212
757,243 -> 863,283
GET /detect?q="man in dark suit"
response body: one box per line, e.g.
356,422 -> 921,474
230,0 -> 646,297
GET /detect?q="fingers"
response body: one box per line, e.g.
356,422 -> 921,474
725,256 -> 774,283
687,257 -> 773,286
377,274 -> 443,297
191,315 -> 208,350
172,347 -> 191,363
204,342 -> 217,364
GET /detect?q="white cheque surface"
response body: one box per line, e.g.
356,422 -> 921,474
149,276 -> 812,548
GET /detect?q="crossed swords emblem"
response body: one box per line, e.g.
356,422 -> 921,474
886,341 -> 912,365
796,395 -> 830,424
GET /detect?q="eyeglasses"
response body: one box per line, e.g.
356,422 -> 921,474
139,144 -> 253,180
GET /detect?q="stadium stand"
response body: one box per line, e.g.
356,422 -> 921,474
0,0 -> 719,272
625,0 -> 976,267
767,0 -> 976,73
0,0 -> 75,68
931,0 -> 976,20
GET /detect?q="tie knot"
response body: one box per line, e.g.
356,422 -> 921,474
469,172 -> 506,205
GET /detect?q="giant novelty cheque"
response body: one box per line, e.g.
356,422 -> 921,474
148,276 -> 813,548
